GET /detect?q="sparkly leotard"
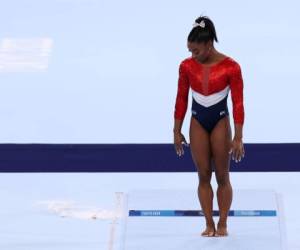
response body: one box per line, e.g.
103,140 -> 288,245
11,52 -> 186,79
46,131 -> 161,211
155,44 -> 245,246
174,56 -> 244,133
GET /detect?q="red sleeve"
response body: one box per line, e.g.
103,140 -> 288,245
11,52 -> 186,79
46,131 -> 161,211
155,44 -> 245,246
174,62 -> 190,120
229,63 -> 245,125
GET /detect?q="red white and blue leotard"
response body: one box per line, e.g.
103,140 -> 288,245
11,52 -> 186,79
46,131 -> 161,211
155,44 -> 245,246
174,56 -> 244,132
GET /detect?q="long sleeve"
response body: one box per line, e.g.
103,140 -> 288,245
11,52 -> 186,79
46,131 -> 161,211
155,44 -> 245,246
229,63 -> 244,125
174,62 -> 190,120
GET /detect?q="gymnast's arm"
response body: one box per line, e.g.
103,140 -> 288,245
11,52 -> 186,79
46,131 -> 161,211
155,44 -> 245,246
229,63 -> 245,161
173,62 -> 190,156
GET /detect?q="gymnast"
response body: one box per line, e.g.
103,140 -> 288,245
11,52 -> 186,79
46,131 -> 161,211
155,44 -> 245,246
173,15 -> 245,237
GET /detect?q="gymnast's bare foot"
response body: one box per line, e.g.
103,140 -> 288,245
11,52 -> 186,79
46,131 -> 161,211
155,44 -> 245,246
215,222 -> 228,237
201,223 -> 216,237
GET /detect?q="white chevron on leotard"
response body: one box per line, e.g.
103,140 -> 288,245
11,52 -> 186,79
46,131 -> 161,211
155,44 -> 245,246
191,86 -> 230,107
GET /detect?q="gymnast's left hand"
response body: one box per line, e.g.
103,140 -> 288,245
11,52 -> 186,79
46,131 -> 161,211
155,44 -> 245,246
229,137 -> 245,163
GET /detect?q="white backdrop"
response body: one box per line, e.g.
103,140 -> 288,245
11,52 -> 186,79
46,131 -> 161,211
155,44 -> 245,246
0,0 -> 299,143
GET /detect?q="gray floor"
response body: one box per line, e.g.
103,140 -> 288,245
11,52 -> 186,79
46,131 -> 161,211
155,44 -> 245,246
0,172 -> 299,250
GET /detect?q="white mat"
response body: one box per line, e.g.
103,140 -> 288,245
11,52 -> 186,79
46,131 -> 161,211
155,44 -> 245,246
121,189 -> 287,250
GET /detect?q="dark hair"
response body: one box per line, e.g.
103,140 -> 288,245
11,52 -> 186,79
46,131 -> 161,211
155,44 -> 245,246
188,16 -> 218,44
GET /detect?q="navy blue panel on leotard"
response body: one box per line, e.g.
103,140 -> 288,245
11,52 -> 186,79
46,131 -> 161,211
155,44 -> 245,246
191,96 -> 229,133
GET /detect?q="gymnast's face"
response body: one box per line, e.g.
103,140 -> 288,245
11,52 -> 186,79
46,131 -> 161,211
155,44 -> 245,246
187,41 -> 212,63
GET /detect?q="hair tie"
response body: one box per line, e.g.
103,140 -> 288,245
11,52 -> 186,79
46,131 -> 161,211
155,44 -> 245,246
193,20 -> 205,28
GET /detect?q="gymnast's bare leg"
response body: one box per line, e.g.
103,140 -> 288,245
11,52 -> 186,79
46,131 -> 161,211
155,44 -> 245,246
210,116 -> 232,236
189,117 -> 216,236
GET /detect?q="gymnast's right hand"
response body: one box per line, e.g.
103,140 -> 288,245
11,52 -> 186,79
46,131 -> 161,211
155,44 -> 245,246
173,131 -> 188,157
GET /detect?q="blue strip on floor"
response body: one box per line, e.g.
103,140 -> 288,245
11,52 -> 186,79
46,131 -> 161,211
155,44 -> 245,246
129,210 -> 277,217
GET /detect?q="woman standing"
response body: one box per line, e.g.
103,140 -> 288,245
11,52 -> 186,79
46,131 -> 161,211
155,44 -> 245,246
173,16 -> 245,237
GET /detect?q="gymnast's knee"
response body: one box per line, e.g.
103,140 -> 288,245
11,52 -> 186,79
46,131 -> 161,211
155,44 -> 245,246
215,173 -> 230,186
198,172 -> 212,185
